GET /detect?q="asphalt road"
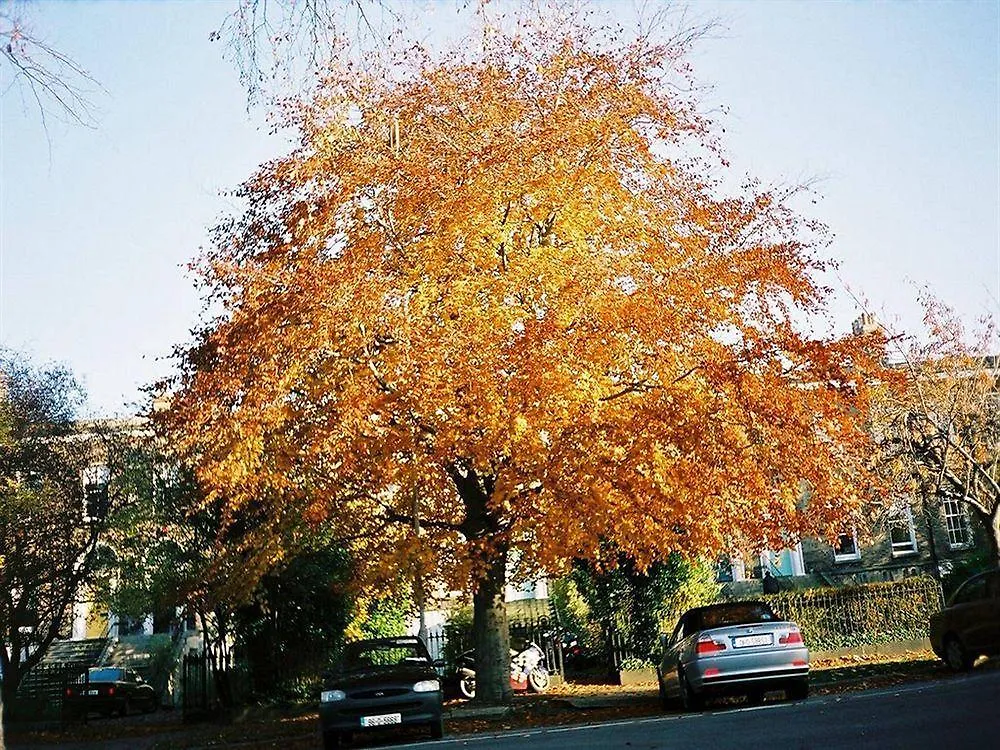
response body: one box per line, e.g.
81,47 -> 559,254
392,669 -> 1000,750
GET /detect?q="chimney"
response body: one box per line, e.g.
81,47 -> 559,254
852,313 -> 881,337
152,391 -> 172,414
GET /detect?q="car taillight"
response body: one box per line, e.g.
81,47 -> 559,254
65,688 -> 73,697
780,629 -> 803,645
108,686 -> 115,696
696,636 -> 727,655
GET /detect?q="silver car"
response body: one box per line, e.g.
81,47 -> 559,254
657,600 -> 809,710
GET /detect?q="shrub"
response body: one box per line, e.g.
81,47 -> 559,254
442,606 -> 473,668
758,576 -> 943,651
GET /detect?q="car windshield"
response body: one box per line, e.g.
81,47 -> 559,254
85,668 -> 123,682
691,602 -> 778,631
341,641 -> 430,672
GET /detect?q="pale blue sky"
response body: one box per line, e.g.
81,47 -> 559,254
1,0 -> 998,416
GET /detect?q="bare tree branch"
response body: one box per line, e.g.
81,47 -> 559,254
1,5 -> 102,135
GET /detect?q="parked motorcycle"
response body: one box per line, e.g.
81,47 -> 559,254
456,641 -> 551,699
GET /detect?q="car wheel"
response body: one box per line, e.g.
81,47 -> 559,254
679,670 -> 703,712
322,731 -> 342,750
527,666 -> 550,693
120,699 -> 131,717
459,675 -> 476,700
787,679 -> 809,701
142,695 -> 157,714
430,717 -> 444,739
944,635 -> 974,671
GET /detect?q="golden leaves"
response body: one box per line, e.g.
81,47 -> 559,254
167,13 -> 895,594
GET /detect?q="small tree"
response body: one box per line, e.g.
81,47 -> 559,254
234,543 -> 354,697
0,350 -> 109,707
569,552 -> 719,665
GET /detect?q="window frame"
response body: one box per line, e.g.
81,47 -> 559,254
940,497 -> 972,550
833,529 -> 861,563
887,505 -> 918,557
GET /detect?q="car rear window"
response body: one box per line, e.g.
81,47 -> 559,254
86,668 -> 123,682
950,575 -> 988,606
342,641 -> 430,671
690,602 -> 779,631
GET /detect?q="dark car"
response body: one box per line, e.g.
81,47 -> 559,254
319,636 -> 443,749
930,569 -> 1000,671
657,600 -> 809,710
64,666 -> 158,717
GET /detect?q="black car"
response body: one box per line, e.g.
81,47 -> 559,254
319,636 -> 443,749
930,569 -> 1000,671
64,666 -> 158,717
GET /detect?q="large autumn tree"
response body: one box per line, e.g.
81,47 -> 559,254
167,11 -> 890,702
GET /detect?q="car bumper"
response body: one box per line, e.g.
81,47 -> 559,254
688,647 -> 810,694
319,693 -> 442,733
64,696 -> 125,713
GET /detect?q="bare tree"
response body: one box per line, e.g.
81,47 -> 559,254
872,296 -> 1000,561
210,0 -> 403,105
1,1 -> 100,133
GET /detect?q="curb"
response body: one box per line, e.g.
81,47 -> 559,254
446,705 -> 514,719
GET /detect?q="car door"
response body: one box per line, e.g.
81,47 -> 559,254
984,572 -> 1000,656
660,616 -> 687,699
951,574 -> 991,653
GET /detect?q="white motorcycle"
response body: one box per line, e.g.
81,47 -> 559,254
457,641 -> 551,699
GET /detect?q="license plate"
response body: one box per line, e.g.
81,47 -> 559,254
360,713 -> 402,727
86,689 -> 100,696
733,634 -> 773,648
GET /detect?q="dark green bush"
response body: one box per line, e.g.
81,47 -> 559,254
758,576 -> 943,651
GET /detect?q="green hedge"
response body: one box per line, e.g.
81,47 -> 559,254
752,577 -> 944,651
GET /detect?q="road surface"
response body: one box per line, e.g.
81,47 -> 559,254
389,669 -> 999,750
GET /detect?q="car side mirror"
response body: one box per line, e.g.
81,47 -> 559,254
431,659 -> 446,668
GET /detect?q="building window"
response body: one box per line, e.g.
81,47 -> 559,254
716,555 -> 747,583
888,506 -> 917,556
82,464 -> 110,522
833,530 -> 860,563
941,497 -> 971,549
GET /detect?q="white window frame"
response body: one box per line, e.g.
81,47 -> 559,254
833,529 -> 861,563
81,464 -> 110,488
888,505 -> 918,557
716,555 -> 747,583
941,497 -> 972,550
760,544 -> 806,577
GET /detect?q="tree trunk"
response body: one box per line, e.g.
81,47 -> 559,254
472,545 -> 512,705
0,631 -> 24,712
450,463 -> 512,705
0,658 -> 20,720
